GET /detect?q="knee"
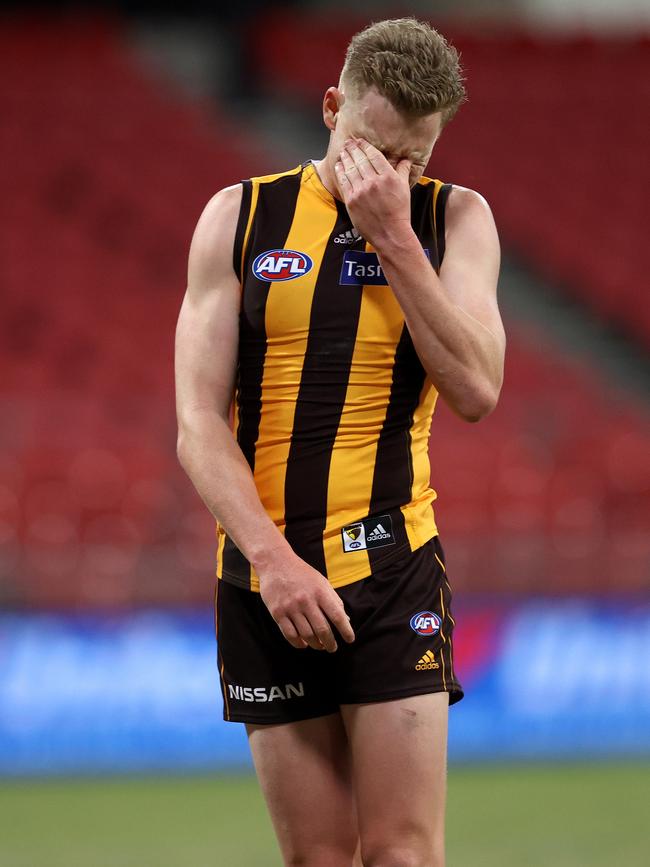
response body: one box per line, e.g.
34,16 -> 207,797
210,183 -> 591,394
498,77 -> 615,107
285,845 -> 356,867
360,842 -> 445,867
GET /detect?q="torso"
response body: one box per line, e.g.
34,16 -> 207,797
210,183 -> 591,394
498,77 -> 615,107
217,161 -> 452,591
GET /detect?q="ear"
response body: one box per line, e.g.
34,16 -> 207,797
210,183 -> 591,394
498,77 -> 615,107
322,87 -> 343,132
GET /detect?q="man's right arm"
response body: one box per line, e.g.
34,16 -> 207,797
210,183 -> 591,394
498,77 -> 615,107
174,185 -> 354,653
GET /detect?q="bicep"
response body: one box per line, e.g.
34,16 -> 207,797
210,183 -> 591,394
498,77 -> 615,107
439,187 -> 505,347
175,185 -> 242,425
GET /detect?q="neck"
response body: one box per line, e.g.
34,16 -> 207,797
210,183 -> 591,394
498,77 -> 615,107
311,155 -> 341,201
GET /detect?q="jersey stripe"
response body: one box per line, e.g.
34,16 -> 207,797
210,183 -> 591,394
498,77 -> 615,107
283,198 -> 363,575
365,181 -> 438,564
434,183 -> 452,264
400,179 -> 445,548
240,181 -> 260,279
411,179 -> 436,266
248,173 -> 339,586
322,247 -> 408,578
401,380 -> 439,550
221,169 -> 303,586
232,180 -> 252,281
367,326 -> 427,570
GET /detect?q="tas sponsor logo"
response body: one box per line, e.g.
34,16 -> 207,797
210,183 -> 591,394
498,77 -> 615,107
341,514 -> 395,552
252,249 -> 313,282
340,249 -> 430,286
410,611 -> 442,637
415,650 -> 439,671
227,682 -> 305,703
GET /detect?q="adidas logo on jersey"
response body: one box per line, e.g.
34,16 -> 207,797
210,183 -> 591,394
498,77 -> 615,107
366,523 -> 391,542
334,228 -> 361,244
415,650 -> 439,671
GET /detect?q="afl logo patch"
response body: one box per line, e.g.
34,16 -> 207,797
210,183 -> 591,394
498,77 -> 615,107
410,611 -> 441,636
252,249 -> 313,282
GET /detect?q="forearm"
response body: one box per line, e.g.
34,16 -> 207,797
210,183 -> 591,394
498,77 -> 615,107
177,410 -> 293,572
378,232 -> 501,420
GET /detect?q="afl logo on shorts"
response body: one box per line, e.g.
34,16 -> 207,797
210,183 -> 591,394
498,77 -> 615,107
252,249 -> 313,282
410,611 -> 441,636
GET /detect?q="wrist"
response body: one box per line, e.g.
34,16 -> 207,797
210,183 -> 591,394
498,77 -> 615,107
373,222 -> 419,259
249,535 -> 295,576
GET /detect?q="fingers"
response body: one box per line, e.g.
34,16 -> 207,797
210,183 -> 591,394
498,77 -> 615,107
263,565 -> 356,653
334,158 -> 352,193
342,139 -> 375,180
322,591 -> 356,645
291,612 -> 329,652
274,591 -> 355,652
356,139 -> 388,175
301,609 -> 339,653
277,608 -> 335,653
276,616 -> 308,650
395,157 -> 412,182
336,138 -> 379,194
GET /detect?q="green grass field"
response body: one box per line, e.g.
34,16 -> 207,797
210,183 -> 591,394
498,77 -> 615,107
1,763 -> 647,866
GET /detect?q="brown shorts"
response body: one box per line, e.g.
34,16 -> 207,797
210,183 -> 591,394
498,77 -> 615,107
215,535 -> 463,724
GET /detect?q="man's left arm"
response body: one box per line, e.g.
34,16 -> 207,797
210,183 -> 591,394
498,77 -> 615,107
378,187 -> 505,422
336,139 -> 505,423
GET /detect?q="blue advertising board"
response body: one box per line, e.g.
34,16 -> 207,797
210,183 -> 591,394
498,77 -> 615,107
0,611 -> 249,775
448,600 -> 650,760
1,600 -> 649,775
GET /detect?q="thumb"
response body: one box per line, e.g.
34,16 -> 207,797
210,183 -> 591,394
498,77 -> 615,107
396,159 -> 411,182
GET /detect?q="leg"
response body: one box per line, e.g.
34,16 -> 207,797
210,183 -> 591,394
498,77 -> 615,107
247,712 -> 358,867
341,692 -> 449,867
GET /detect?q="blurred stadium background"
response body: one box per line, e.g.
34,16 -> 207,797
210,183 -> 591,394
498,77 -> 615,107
1,0 -> 649,864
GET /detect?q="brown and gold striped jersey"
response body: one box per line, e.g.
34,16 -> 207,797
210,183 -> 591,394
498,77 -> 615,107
217,161 -> 452,592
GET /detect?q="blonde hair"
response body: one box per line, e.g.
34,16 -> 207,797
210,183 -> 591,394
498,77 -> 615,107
341,18 -> 466,124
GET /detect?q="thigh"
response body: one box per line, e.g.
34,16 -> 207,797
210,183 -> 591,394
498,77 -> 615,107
335,536 -> 463,709
216,577 -> 339,724
247,713 -> 358,866
341,692 -> 449,865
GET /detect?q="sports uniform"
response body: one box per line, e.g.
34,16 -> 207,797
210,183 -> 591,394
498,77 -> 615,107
215,161 -> 463,723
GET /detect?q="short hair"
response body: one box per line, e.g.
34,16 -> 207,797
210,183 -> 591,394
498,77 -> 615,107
341,18 -> 466,125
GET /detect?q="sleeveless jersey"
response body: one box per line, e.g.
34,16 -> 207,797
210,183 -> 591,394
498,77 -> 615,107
216,161 -> 452,592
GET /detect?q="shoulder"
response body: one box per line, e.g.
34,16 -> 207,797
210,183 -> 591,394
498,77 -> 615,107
250,164 -> 304,186
194,184 -> 243,239
189,184 -> 242,258
189,165 -> 304,263
440,185 -> 500,266
445,185 -> 497,236
420,177 -> 494,222
187,184 -> 243,285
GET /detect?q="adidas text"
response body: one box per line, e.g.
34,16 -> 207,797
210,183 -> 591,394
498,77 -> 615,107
334,229 -> 360,244
367,522 -> 390,541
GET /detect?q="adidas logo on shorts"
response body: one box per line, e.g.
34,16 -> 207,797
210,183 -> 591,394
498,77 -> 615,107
415,650 -> 439,671
334,228 -> 361,244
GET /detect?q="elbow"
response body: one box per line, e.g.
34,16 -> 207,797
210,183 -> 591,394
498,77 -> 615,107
462,405 -> 494,424
457,383 -> 501,423
176,430 -> 188,467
